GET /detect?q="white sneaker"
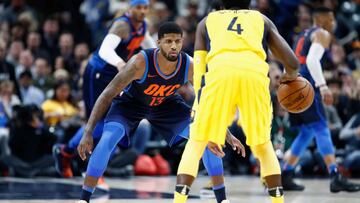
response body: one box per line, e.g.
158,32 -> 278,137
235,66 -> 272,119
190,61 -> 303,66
76,201 -> 87,203
221,200 -> 230,203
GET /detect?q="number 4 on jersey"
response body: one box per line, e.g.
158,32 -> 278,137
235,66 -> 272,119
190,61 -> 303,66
227,17 -> 243,35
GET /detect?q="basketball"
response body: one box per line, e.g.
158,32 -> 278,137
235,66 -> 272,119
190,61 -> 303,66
277,76 -> 315,113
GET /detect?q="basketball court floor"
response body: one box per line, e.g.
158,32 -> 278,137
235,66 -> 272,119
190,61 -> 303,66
1,176 -> 359,203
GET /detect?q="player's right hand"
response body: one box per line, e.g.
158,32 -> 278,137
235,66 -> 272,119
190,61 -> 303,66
280,72 -> 298,83
320,86 -> 333,105
78,133 -> 93,161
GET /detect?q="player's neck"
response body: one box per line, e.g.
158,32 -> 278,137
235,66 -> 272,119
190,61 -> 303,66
157,51 -> 178,74
130,17 -> 143,30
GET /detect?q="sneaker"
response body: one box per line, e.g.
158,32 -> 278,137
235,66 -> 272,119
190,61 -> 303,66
282,170 -> 305,191
200,181 -> 215,199
52,144 -> 74,178
96,176 -> 110,192
152,154 -> 170,176
330,172 -> 360,193
75,201 -> 87,203
221,200 -> 230,203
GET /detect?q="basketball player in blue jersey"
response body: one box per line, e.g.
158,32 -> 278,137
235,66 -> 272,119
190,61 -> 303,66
282,7 -> 360,192
75,22 -> 245,203
52,0 -> 156,180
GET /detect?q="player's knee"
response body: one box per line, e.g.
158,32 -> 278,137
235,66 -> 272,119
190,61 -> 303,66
202,147 -> 224,176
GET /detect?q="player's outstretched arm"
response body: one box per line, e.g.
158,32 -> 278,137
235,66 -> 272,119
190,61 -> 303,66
263,15 -> 300,82
78,54 -> 146,160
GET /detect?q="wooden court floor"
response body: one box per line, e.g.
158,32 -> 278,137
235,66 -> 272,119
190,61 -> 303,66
0,176 -> 359,203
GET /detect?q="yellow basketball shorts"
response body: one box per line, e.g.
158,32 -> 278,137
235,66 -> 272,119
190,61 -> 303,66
190,65 -> 272,146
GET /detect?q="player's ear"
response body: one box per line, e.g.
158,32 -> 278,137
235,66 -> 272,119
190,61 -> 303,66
157,39 -> 161,46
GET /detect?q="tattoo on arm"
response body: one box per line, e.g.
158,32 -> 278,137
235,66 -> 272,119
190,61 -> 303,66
109,20 -> 130,39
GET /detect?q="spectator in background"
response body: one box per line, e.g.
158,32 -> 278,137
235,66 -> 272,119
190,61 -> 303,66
348,42 -> 360,70
10,21 -> 25,42
57,32 -> 75,74
41,17 -> 59,63
26,32 -> 50,61
3,105 -> 56,177
0,0 -> 37,25
339,112 -> 360,177
18,70 -> 44,106
6,40 -> 23,67
41,81 -> 81,142
0,40 -> 19,95
33,57 -> 54,94
0,80 -> 20,119
15,50 -> 34,79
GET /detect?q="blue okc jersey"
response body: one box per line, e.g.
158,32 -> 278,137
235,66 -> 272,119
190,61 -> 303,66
120,48 -> 191,107
293,27 -> 330,87
88,14 -> 147,73
289,27 -> 331,126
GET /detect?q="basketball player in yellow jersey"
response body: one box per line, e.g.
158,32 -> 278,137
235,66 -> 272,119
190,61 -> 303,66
173,1 -> 300,203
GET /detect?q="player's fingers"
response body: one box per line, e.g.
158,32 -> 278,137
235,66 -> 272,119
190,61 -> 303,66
210,145 -> 225,158
240,144 -> 246,157
78,145 -> 86,161
86,143 -> 92,155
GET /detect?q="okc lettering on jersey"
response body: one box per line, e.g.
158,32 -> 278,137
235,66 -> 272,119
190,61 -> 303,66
144,84 -> 181,106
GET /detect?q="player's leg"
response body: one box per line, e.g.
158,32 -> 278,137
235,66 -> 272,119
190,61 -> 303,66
202,147 -> 227,203
174,69 -> 237,203
281,125 -> 315,190
310,121 -> 360,192
237,71 -> 283,203
79,121 -> 126,202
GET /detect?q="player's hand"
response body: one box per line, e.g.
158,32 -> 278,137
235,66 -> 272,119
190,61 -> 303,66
77,132 -> 93,161
225,133 -> 246,158
208,142 -> 225,158
280,72 -> 298,83
320,86 -> 333,105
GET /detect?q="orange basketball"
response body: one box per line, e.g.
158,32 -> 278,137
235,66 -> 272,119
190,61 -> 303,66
277,76 -> 315,113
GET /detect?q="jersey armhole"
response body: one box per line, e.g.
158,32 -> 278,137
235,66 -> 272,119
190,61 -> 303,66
137,51 -> 148,84
184,54 -> 190,84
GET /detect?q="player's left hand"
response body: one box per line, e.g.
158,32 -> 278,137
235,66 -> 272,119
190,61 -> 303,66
226,133 -> 246,158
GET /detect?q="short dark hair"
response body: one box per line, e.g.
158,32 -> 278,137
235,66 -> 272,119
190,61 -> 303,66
158,22 -> 183,39
19,70 -> 32,79
312,6 -> 333,15
221,0 -> 250,9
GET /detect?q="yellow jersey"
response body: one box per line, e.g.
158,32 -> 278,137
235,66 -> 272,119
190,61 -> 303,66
205,10 -> 269,75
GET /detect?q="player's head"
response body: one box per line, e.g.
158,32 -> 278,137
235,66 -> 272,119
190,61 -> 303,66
209,0 -> 224,12
312,7 -> 336,33
129,0 -> 149,23
157,22 -> 183,62
221,0 -> 250,9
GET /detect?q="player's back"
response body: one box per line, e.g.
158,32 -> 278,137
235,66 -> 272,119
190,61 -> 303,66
205,10 -> 268,75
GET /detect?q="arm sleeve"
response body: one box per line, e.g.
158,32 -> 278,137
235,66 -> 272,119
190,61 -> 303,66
306,43 -> 326,87
192,50 -> 207,111
141,31 -> 157,49
98,33 -> 126,67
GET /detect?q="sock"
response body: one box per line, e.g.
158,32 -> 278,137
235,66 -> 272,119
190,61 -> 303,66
174,191 -> 188,203
328,163 -> 338,175
283,163 -> 294,171
213,184 -> 226,203
80,185 -> 95,202
271,196 -> 284,203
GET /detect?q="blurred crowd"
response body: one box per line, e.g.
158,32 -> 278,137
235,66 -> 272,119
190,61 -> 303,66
0,0 -> 359,178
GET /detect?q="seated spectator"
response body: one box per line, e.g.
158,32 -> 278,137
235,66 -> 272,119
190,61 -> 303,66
339,112 -> 360,177
0,80 -> 21,119
15,50 -> 35,79
41,80 -> 80,142
33,57 -> 54,94
18,70 -> 45,106
3,105 -> 56,177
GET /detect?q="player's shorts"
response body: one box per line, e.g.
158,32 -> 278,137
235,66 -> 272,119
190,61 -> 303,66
190,63 -> 272,147
289,66 -> 327,127
82,62 -> 117,118
105,94 -> 192,147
